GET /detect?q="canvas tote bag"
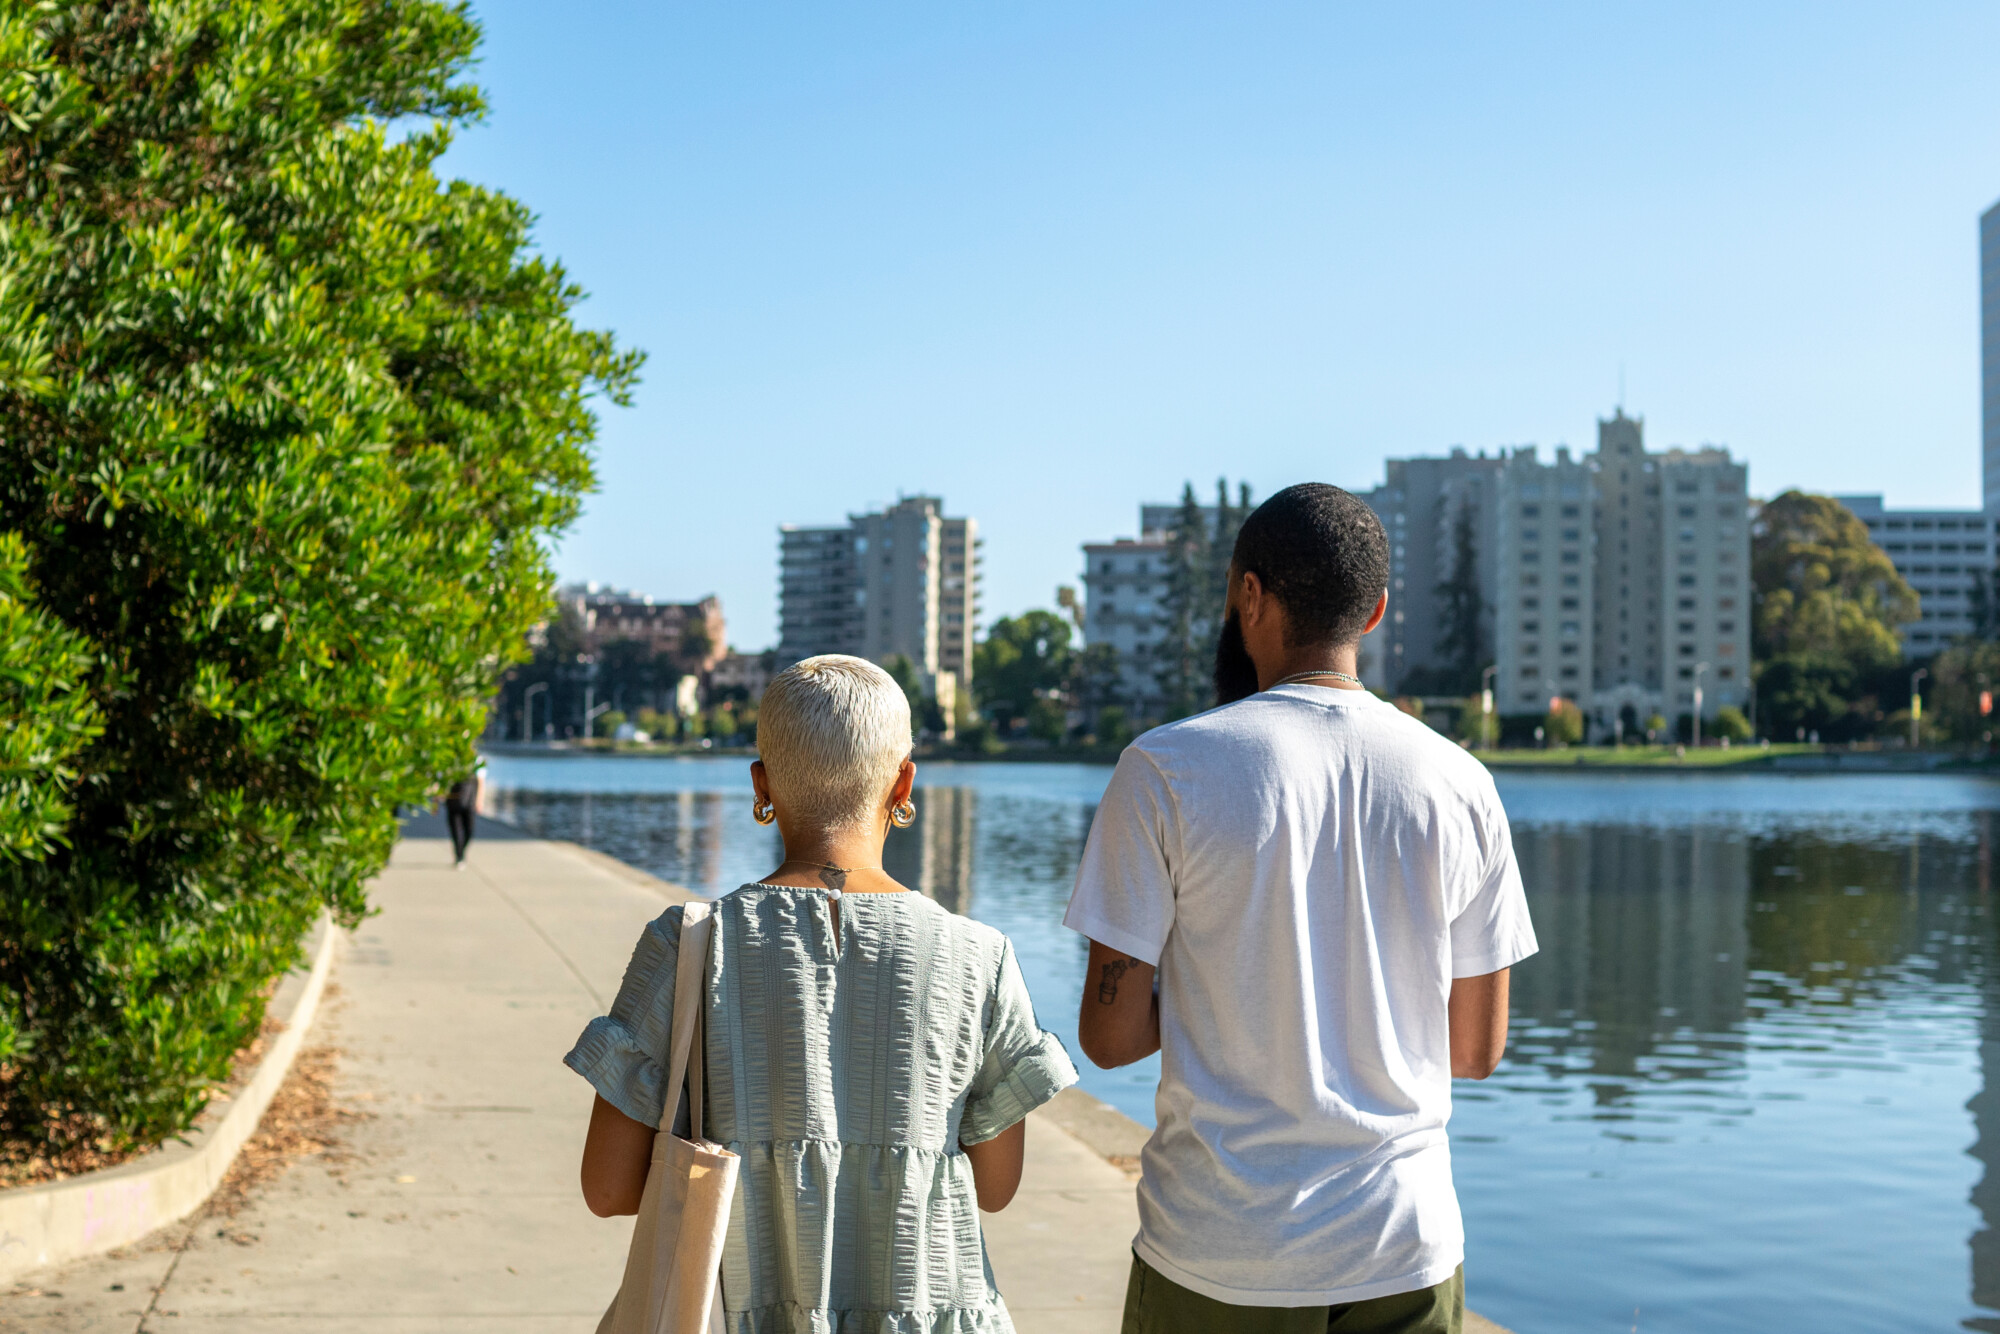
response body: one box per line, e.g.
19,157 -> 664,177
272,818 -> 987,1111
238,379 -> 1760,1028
598,901 -> 739,1334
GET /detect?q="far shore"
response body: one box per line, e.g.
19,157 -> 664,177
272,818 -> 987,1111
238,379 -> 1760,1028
480,739 -> 2000,775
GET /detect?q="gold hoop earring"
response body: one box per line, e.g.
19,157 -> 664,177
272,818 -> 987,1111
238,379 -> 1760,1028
753,798 -> 776,826
890,799 -> 916,829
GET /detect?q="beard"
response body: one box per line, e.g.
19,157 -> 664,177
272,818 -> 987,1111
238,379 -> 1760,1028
1212,609 -> 1261,707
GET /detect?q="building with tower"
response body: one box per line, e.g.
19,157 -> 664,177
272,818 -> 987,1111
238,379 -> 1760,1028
1493,411 -> 1751,734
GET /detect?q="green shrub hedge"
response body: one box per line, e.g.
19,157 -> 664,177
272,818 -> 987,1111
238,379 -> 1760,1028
0,1 -> 638,1158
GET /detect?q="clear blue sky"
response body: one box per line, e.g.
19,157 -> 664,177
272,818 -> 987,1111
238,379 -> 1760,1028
440,2 -> 2000,651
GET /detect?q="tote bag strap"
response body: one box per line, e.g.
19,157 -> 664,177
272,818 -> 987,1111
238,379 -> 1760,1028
658,901 -> 715,1135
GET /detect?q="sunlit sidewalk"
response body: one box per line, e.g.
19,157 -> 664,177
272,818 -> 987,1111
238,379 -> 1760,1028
0,824 -> 1144,1332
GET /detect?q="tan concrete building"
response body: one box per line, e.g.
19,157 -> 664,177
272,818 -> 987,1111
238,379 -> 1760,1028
1496,411 -> 1750,733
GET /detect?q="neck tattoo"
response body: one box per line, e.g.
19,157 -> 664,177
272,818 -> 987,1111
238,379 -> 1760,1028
1273,669 -> 1363,689
779,858 -> 882,892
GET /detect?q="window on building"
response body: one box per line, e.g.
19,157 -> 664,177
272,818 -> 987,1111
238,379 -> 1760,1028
1561,597 -> 1579,610
1678,620 -> 1695,633
1719,619 -> 1735,632
1522,505 -> 1541,517
1523,527 -> 1540,541
1522,551 -> 1540,563
1560,666 -> 1579,679
1562,528 -> 1581,541
1562,574 -> 1579,587
1561,505 -> 1580,518
1522,596 -> 1540,608
1718,667 -> 1734,679
1679,643 -> 1695,656
1679,575 -> 1696,587
1522,621 -> 1540,633
1678,505 -> 1697,518
1561,621 -> 1580,636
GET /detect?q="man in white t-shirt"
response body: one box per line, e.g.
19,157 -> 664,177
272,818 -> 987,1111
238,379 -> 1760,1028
1066,483 -> 1537,1334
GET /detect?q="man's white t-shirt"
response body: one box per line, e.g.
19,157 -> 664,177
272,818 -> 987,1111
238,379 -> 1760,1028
1064,685 -> 1537,1306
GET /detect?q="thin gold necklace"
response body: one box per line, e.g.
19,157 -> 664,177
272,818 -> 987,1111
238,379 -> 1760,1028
1274,669 -> 1362,687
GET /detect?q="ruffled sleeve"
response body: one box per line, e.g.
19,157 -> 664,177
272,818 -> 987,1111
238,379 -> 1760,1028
564,904 -> 686,1128
960,938 -> 1078,1145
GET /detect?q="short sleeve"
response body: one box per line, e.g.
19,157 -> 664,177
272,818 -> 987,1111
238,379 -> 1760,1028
1062,746 -> 1180,966
960,940 -> 1079,1145
1449,791 -> 1538,979
564,905 -> 686,1127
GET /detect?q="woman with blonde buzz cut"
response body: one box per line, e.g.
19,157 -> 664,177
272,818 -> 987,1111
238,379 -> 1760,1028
567,653 -> 1077,1331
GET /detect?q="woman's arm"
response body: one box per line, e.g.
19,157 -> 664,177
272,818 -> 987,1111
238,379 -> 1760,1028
580,1093 -> 656,1217
962,1118 -> 1026,1212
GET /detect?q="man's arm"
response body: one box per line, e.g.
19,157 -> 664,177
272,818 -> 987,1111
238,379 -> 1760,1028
1078,939 -> 1160,1069
1448,967 -> 1510,1079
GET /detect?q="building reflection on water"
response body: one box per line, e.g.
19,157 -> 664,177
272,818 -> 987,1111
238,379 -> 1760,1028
1504,815 -> 1995,1326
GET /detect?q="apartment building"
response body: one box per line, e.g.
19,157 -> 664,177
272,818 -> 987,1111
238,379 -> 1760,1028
559,584 -> 727,676
1080,533 -> 1173,719
1496,412 -> 1750,731
776,496 -> 980,692
1835,497 -> 1994,655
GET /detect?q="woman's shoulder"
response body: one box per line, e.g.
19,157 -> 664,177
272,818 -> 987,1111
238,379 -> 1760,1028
892,894 -> 1013,966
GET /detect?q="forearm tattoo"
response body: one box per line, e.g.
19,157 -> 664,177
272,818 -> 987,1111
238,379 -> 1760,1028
1097,955 -> 1143,1004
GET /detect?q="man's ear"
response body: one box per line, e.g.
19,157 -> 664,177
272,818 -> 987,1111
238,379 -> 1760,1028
1363,589 -> 1388,635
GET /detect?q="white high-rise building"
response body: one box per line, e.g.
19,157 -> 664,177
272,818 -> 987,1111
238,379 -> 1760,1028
1983,197 -> 2000,514
1834,496 -> 1991,655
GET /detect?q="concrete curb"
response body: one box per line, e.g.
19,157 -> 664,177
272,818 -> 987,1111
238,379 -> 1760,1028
0,914 -> 339,1283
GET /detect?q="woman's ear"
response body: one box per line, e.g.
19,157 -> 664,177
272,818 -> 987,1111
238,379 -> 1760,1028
751,759 -> 771,804
889,758 -> 916,808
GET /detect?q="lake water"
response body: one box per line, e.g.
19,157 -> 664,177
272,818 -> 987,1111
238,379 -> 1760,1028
482,753 -> 2000,1333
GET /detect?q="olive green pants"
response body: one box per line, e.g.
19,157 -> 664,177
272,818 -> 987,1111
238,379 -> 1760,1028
1120,1254 -> 1464,1334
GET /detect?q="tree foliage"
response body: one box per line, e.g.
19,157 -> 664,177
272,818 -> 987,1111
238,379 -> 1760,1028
1431,501 -> 1484,695
974,611 -> 1073,729
0,1 -> 637,1155
1752,492 -> 1915,668
0,534 -> 103,869
1154,478 -> 1252,719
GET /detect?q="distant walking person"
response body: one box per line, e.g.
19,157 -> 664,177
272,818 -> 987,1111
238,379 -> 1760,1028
1066,484 -> 1538,1334
444,761 -> 483,868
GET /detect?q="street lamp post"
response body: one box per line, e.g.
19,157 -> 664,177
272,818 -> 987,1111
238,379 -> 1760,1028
521,682 -> 548,745
1692,662 -> 1710,749
1911,667 -> 1929,750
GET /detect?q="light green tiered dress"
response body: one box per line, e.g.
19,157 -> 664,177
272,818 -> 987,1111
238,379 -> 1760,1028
566,884 -> 1077,1334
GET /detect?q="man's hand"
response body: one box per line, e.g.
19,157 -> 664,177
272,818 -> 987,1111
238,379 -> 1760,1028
1078,939 -> 1160,1069
1448,967 -> 1510,1080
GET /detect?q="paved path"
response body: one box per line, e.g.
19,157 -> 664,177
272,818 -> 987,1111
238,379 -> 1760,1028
1,823 -> 1505,1334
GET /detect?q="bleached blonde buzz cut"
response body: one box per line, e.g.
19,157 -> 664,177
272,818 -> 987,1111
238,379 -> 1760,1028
757,655 -> 913,833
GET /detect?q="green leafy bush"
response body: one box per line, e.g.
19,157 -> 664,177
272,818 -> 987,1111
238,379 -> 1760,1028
0,1 -> 637,1158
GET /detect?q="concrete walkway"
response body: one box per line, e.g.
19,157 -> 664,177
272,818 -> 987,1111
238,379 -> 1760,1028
1,823 -> 1505,1333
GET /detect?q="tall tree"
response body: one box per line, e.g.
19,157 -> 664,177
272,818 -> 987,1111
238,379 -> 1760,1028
1154,483 -> 1212,719
1153,478 -> 1254,719
1751,492 -> 1918,741
1433,501 -> 1484,694
1752,492 -> 1916,668
0,1 -> 638,1155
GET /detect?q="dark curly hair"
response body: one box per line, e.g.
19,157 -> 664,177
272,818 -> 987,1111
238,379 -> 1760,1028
1230,483 -> 1389,648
